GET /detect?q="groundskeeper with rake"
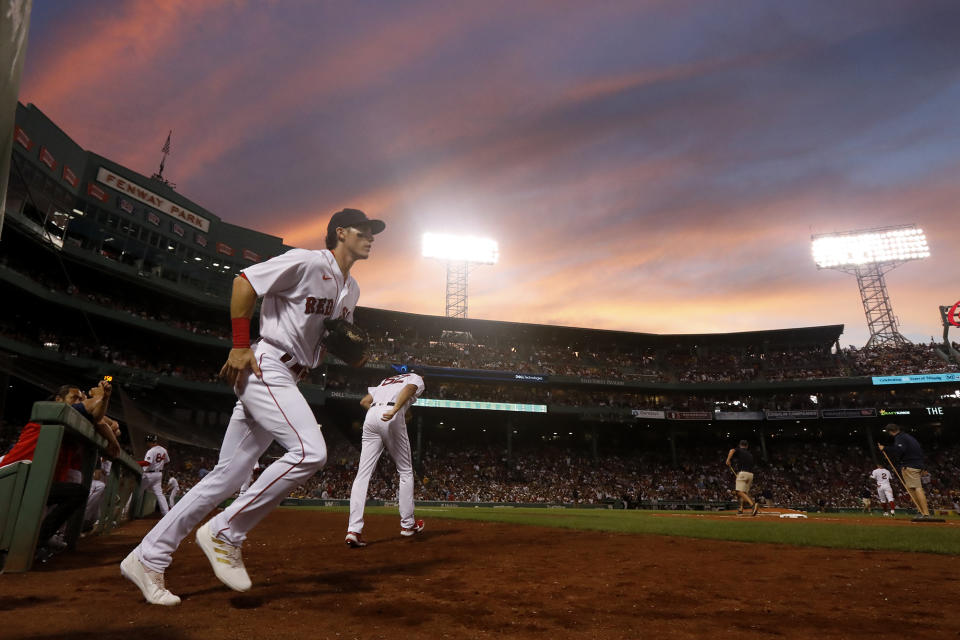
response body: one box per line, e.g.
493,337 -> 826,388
726,439 -> 759,516
878,423 -> 941,522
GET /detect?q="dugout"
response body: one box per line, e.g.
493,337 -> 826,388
0,401 -> 142,572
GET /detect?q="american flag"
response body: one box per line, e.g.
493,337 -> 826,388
161,131 -> 171,155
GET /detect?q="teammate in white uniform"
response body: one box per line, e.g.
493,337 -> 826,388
141,437 -> 170,516
871,466 -> 895,516
346,369 -> 426,547
166,475 -> 180,510
122,208 -> 384,606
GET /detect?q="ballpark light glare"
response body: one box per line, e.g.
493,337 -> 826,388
422,233 -> 499,264
811,226 -> 929,269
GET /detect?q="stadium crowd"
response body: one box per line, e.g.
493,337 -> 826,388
364,334 -> 959,382
0,258 -> 229,340
154,438 -> 960,512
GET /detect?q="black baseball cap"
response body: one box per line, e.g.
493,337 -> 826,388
327,208 -> 386,237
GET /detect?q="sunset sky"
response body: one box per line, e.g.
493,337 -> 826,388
18,1 -> 960,346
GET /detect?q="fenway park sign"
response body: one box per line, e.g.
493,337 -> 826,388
96,167 -> 210,232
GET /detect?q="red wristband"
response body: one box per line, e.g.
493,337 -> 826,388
232,317 -> 251,349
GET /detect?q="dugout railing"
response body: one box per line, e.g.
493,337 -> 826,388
0,402 -> 143,573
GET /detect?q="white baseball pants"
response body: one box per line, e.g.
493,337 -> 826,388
877,484 -> 894,504
136,341 -> 326,572
167,487 -> 179,510
347,407 -> 415,533
84,479 -> 106,525
141,472 -> 169,516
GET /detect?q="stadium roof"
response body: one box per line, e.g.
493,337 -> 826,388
355,306 -> 844,348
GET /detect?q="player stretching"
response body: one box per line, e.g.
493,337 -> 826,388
345,368 -> 426,547
122,208 -> 384,605
870,466 -> 895,516
726,440 -> 759,517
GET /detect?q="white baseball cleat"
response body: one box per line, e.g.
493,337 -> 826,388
196,522 -> 251,592
401,519 -> 425,537
345,531 -> 368,548
121,551 -> 181,606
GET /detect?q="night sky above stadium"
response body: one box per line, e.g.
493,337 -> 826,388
18,1 -> 960,345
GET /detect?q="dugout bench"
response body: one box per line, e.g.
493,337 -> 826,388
0,402 -> 143,573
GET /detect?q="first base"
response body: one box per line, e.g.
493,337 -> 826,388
779,513 -> 808,519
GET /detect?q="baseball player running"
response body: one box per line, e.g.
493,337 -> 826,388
346,368 -> 425,547
726,440 -> 759,516
140,436 -> 170,516
122,208 -> 383,606
871,466 -> 895,516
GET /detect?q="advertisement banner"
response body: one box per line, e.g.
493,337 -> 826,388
877,408 -> 912,417
666,411 -> 711,420
62,165 -> 79,188
38,146 -> 56,170
118,197 -> 134,214
631,409 -> 666,420
147,211 -> 160,226
172,223 -> 185,237
415,398 -> 547,413
764,410 -> 818,420
513,373 -> 547,382
879,407 -> 952,418
195,233 -> 207,247
715,411 -> 765,421
821,408 -> 876,419
579,377 -> 626,386
87,183 -> 109,202
13,125 -> 32,150
872,373 -> 960,385
242,249 -> 260,262
216,242 -> 234,256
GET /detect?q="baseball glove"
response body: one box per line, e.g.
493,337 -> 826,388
322,318 -> 369,366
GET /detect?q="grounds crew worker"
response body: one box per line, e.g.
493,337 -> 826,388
726,439 -> 759,516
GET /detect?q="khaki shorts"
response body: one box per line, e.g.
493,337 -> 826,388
903,467 -> 922,490
736,471 -> 754,493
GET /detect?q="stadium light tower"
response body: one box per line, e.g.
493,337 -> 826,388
811,224 -> 930,348
422,233 -> 498,318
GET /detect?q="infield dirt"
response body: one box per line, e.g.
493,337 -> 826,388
2,509 -> 958,639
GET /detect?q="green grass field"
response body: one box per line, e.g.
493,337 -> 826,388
292,505 -> 960,555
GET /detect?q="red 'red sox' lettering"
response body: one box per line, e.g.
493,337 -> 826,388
304,297 -> 334,315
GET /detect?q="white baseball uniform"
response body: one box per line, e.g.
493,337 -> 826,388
141,445 -> 170,515
135,248 -> 359,572
84,478 -> 106,527
84,458 -> 113,527
166,476 -> 180,509
871,468 -> 894,503
348,372 -> 425,533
